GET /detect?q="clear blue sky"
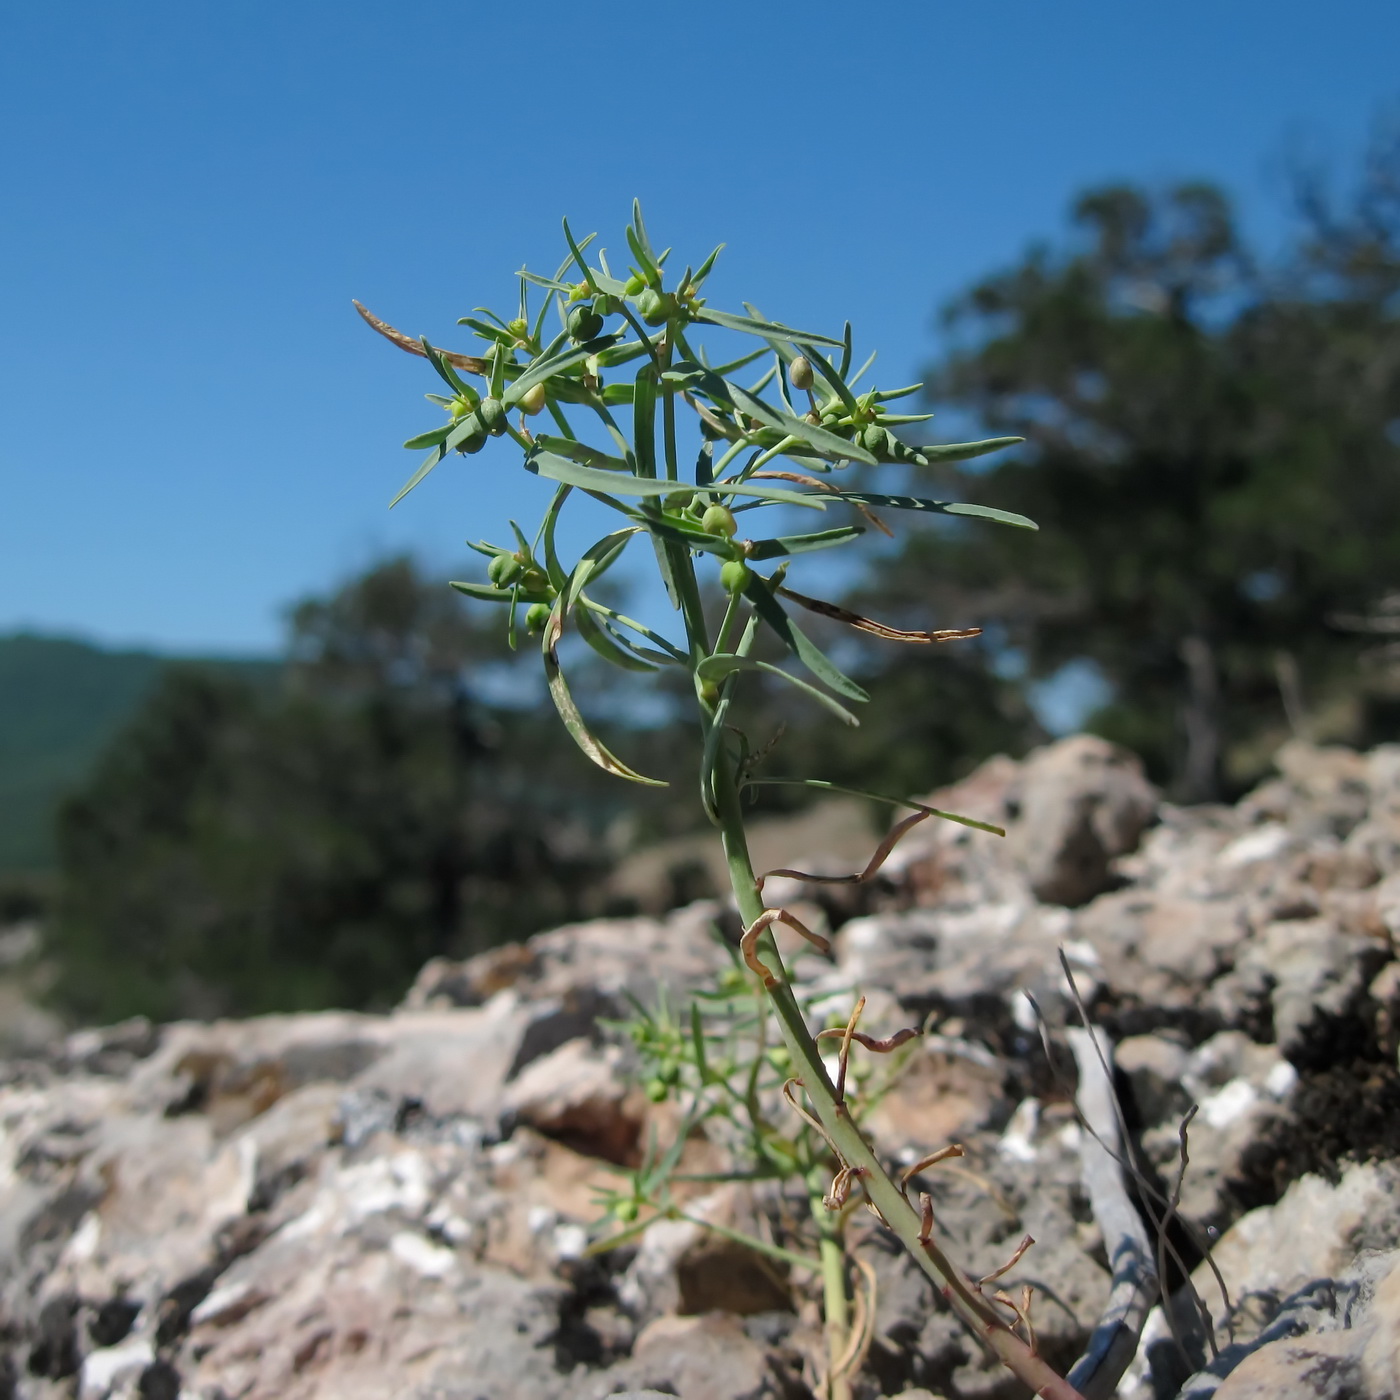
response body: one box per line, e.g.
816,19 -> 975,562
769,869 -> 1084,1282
2,1 -> 1397,655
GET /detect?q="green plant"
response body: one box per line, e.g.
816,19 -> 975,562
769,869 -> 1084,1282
360,204 -> 1088,1399
597,965 -> 935,1398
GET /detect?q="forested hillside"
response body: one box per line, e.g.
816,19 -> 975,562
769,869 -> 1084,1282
0,634 -> 276,873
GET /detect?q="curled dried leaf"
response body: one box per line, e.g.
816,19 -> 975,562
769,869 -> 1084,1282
353,300 -> 490,374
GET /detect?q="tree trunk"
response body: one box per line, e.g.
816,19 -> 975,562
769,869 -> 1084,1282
1178,633 -> 1222,802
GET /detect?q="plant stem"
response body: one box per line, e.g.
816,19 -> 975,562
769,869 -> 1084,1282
709,755 -> 1087,1400
814,1189 -> 852,1400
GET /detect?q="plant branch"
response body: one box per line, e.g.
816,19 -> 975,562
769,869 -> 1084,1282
706,715 -> 1086,1399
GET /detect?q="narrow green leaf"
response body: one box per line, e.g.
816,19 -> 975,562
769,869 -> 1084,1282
746,526 -> 865,560
849,348 -> 877,386
539,484 -> 572,592
561,218 -> 598,291
741,574 -> 869,702
873,382 -> 924,403
504,335 -> 621,405
724,381 -> 875,465
916,436 -> 1024,464
593,339 -> 650,369
748,363 -> 779,398
696,654 -> 858,725
517,270 -> 575,294
745,778 -> 1007,837
651,532 -> 681,610
389,446 -> 446,507
543,604 -> 666,786
533,435 -> 631,471
691,243 -> 725,289
578,597 -> 688,664
633,364 -> 658,479
693,306 -> 845,348
403,424 -> 453,450
626,224 -> 659,284
642,515 -> 733,557
526,453 -> 826,509
699,611 -> 761,817
631,198 -> 656,258
420,338 -> 475,398
457,315 -> 514,344
690,1003 -> 708,1080
448,580 -> 511,604
575,597 -> 657,671
589,270 -> 629,297
821,491 -> 1038,530
563,529 -> 638,614
708,345 -> 767,378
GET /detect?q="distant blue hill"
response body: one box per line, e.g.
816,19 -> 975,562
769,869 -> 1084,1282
0,633 -> 278,873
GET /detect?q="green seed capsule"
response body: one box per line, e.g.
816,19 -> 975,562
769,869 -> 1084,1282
524,602 -> 552,634
568,303 -> 604,342
456,416 -> 487,454
636,288 -> 668,325
593,292 -> 619,317
719,559 -> 751,594
700,504 -> 737,538
623,273 -> 646,296
645,1078 -> 668,1103
449,397 -> 473,419
789,356 -> 814,391
519,383 -> 548,416
861,423 -> 891,456
519,566 -> 551,596
477,397 -> 508,436
614,1199 -> 639,1223
487,553 -> 523,587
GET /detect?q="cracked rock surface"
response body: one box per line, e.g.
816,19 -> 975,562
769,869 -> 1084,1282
4,738 -> 1400,1398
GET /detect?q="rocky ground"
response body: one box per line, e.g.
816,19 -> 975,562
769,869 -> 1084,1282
3,736 -> 1400,1399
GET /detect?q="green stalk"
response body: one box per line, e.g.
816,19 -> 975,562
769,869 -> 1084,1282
707,748 -> 1086,1400
814,1189 -> 852,1400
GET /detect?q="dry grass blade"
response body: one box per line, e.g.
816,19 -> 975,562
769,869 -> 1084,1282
740,907 -> 832,987
823,1164 -> 866,1211
816,1027 -> 921,1054
781,1077 -> 842,1158
835,995 -> 865,1101
353,300 -> 491,374
978,1233 -> 1035,1286
898,1144 -> 966,1194
764,809 -> 931,888
992,1286 -> 1037,1353
830,1255 -> 879,1387
778,584 -> 982,644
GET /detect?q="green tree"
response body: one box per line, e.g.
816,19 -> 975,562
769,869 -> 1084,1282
46,559 -> 623,1022
867,144 -> 1400,799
